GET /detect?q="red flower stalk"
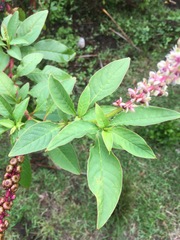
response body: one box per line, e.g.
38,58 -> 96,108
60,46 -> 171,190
0,156 -> 24,237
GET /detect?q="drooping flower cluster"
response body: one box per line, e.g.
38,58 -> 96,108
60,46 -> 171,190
0,156 -> 24,237
113,39 -> 180,112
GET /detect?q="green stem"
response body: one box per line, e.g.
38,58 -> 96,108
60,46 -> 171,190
105,107 -> 123,119
88,107 -> 123,125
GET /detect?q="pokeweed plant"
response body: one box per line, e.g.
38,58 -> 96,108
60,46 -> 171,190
0,9 -> 180,238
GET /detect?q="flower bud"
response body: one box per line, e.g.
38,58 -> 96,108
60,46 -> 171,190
0,207 -> 4,214
11,175 -> 20,183
6,165 -> 13,173
11,184 -> 18,193
10,158 -> 17,166
17,155 -> 24,163
4,220 -> 8,228
11,194 -> 16,200
16,166 -> 21,173
2,179 -> 13,189
3,202 -> 11,210
4,173 -> 11,180
0,198 -> 5,206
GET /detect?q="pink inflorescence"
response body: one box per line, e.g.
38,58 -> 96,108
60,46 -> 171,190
113,38 -> 180,112
0,156 -> 24,235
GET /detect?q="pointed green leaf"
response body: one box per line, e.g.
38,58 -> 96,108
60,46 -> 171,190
29,66 -> 76,104
13,98 -> 29,123
17,53 -> 43,76
87,137 -> 122,229
77,86 -> 90,117
9,122 -> 60,156
0,126 -> 8,135
0,95 -> 12,118
83,105 -> 117,121
34,39 -> 75,63
18,83 -> 29,100
16,10 -> 48,45
0,72 -> 17,98
79,58 -> 130,113
95,104 -> 109,128
0,119 -> 14,128
48,143 -> 81,175
10,38 -> 29,45
1,15 -> 11,41
111,106 -> 180,126
7,11 -> 19,40
43,65 -> 76,94
102,130 -> 113,152
112,127 -> 156,158
0,40 -> 6,46
0,47 -> 10,71
47,120 -> 98,151
7,45 -> 22,60
48,76 -> 76,115
19,157 -> 32,188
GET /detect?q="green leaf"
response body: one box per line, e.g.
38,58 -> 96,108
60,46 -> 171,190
0,72 -> 17,99
10,38 -> 29,45
95,104 -> 109,128
18,8 -> 26,21
83,105 -> 117,121
48,143 -> 81,175
1,15 -> 11,41
87,137 -> 123,229
7,45 -> 22,60
29,67 -> 76,108
0,126 -> 8,135
48,75 -> 76,115
17,53 -> 43,76
79,58 -> 130,115
19,157 -> 32,188
16,10 -> 48,45
111,106 -> 180,126
9,122 -> 60,157
34,39 -> 75,63
18,83 -> 29,100
0,40 -> 6,46
47,120 -> 98,151
43,65 -> 76,94
112,127 -> 156,158
102,130 -> 113,152
0,119 -> 14,128
0,95 -> 12,118
7,11 -> 20,40
13,98 -> 29,124
77,86 -> 90,117
0,47 -> 10,71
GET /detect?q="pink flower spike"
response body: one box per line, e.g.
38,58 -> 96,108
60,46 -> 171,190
112,97 -> 126,107
128,88 -> 138,98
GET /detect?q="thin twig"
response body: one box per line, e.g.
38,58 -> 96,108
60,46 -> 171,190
98,57 -> 104,68
102,8 -> 141,52
109,28 -> 128,42
77,54 -> 98,58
